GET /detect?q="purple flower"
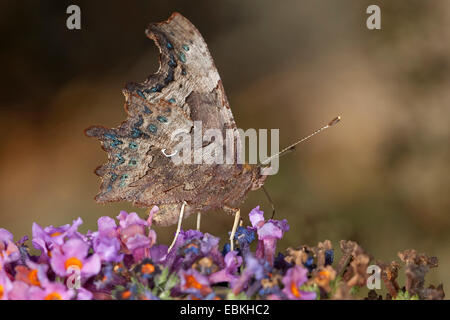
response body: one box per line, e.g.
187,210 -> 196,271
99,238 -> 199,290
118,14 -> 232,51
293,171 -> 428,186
117,211 -> 154,261
14,260 -> 49,288
75,287 -> 93,300
249,206 -> 289,265
97,216 -> 118,238
93,236 -> 122,263
92,216 -> 123,263
178,268 -> 212,298
200,233 -> 220,255
0,228 -> 20,263
282,266 -> 316,300
50,238 -> 101,278
146,206 -> 159,228
0,228 -> 13,249
232,254 -> 264,294
28,282 -> 74,300
32,218 -> 83,259
0,269 -> 13,300
9,280 -> 30,300
149,244 -> 168,264
209,251 -> 242,284
163,229 -> 204,269
117,211 -> 147,230
249,206 -> 265,227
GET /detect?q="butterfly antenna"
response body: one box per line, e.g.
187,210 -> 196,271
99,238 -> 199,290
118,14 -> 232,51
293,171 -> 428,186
260,116 -> 341,165
262,186 -> 276,219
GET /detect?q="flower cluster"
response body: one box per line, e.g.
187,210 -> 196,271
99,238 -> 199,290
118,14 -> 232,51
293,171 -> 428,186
0,206 -> 444,300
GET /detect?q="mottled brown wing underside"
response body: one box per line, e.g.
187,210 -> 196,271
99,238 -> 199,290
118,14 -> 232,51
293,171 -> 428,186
86,13 -> 241,208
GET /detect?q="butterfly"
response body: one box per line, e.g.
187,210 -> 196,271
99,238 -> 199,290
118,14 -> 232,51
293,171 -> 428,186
86,13 -> 340,250
85,13 -> 268,232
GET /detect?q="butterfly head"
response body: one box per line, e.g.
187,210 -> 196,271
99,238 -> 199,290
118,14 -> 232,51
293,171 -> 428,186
250,165 -> 269,191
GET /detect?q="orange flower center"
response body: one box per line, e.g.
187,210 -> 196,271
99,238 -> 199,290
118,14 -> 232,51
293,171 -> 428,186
291,281 -> 302,298
318,270 -> 330,279
45,292 -> 63,300
50,232 -> 62,237
184,275 -> 202,290
141,263 -> 155,274
315,269 -> 331,287
28,269 -> 41,286
122,290 -> 132,299
0,284 -> 4,299
65,257 -> 83,270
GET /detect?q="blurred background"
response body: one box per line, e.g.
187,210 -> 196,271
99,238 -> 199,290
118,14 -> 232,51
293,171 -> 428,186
1,0 -> 449,293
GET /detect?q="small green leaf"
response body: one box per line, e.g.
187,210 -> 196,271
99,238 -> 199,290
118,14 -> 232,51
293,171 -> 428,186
226,292 -> 248,300
156,267 -> 169,286
165,274 -> 179,291
394,291 -> 419,300
349,286 -> 360,295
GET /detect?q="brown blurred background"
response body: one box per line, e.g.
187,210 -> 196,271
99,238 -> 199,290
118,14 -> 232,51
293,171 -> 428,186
1,1 -> 449,293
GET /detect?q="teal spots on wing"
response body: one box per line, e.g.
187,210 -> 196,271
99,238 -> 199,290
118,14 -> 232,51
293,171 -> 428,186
135,115 -> 144,127
136,90 -> 146,99
129,142 -> 138,150
181,68 -> 187,76
131,128 -> 143,138
104,133 -> 123,148
182,44 -> 189,51
179,52 -> 187,63
108,173 -> 118,189
146,84 -> 164,93
115,154 -> 125,166
144,106 -> 152,114
157,116 -> 168,123
110,140 -> 123,148
168,58 -> 177,68
129,158 -> 137,166
168,98 -> 176,104
166,42 -> 173,49
119,174 -> 129,187
147,124 -> 157,134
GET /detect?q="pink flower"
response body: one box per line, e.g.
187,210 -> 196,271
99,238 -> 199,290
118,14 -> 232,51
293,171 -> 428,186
0,269 -> 13,300
92,216 -> 123,262
282,266 -> 316,300
249,206 -> 289,265
50,238 -> 101,278
209,251 -> 242,284
117,211 -> 155,261
28,282 -> 74,300
0,228 -> 20,263
32,218 -> 83,259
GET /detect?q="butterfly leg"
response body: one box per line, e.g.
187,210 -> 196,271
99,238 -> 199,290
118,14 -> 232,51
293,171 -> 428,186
196,211 -> 202,231
168,201 -> 187,252
229,209 -> 241,252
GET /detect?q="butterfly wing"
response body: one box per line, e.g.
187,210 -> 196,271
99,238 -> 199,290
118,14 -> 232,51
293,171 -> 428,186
86,13 -> 245,208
